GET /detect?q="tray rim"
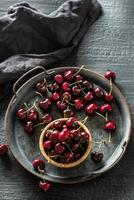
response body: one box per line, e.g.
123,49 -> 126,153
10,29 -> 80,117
4,67 -> 131,184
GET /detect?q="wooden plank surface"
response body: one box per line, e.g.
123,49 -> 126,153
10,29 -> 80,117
0,0 -> 134,199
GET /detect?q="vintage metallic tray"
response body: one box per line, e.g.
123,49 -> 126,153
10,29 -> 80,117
4,66 -> 131,184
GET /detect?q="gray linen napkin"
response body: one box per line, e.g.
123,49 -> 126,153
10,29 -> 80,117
0,0 -> 101,86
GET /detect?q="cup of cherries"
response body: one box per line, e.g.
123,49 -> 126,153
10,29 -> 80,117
39,117 -> 92,168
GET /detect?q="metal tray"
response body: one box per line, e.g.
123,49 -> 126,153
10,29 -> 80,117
4,66 -> 131,184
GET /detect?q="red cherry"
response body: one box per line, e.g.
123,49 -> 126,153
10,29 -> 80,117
58,129 -> 70,141
100,104 -> 112,113
64,70 -> 74,81
72,85 -> 81,96
53,120 -> 62,129
27,109 -> 38,122
24,121 -> 34,133
32,159 -> 45,170
104,121 -> 116,131
17,108 -> 27,120
51,92 -> 60,101
52,82 -> 59,91
83,91 -> 94,101
54,74 -> 63,84
86,103 -> 98,114
39,181 -> 51,192
49,130 -> 59,143
0,144 -> 8,155
62,92 -> 72,101
104,93 -> 113,102
70,129 -> 80,137
56,101 -> 67,110
39,98 -> 51,110
43,140 -> 52,150
55,143 -> 65,154
66,117 -> 78,128
94,87 -> 104,98
80,132 -> 89,143
36,82 -> 46,93
75,74 -> 83,81
74,99 -> 84,109
62,82 -> 70,91
82,80 -> 93,90
104,70 -> 116,80
41,114 -> 53,125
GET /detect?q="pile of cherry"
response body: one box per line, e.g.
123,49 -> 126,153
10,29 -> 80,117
0,68 -> 116,192
43,117 -> 89,164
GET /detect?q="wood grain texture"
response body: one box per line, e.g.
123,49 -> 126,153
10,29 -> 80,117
0,0 -> 134,199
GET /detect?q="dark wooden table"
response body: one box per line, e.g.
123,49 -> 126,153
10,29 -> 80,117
0,0 -> 134,199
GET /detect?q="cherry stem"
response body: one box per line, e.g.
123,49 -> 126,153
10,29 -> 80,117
108,131 -> 111,143
79,84 -> 86,95
35,91 -> 44,98
62,95 -> 68,104
43,78 -> 52,96
105,111 -> 108,122
66,100 -> 74,106
38,166 -> 46,183
73,65 -> 85,77
65,142 -> 73,154
109,77 -> 113,95
77,116 -> 88,131
24,99 -> 39,112
94,111 -> 107,121
33,122 -> 44,128
69,80 -> 82,86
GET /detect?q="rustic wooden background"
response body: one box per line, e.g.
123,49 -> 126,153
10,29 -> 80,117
0,0 -> 134,199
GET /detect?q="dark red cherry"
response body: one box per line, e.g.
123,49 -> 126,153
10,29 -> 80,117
104,70 -> 116,80
55,143 -> 65,154
17,108 -> 27,120
82,81 -> 93,90
66,117 -> 78,128
56,101 -> 67,110
62,82 -> 70,91
80,132 -> 89,143
104,93 -> 113,102
74,99 -> 84,109
83,91 -> 94,101
104,121 -> 116,131
27,109 -> 38,122
0,144 -> 8,155
64,70 -> 74,81
94,87 -> 104,98
54,74 -> 63,84
41,114 -> 53,125
24,121 -> 34,133
100,104 -> 112,113
36,82 -> 46,93
70,129 -> 80,137
52,82 -> 59,91
75,74 -> 83,81
62,92 -> 72,101
43,140 -> 52,150
32,159 -> 45,170
39,98 -> 51,110
53,120 -> 62,129
58,129 -> 70,141
39,181 -> 51,192
91,151 -> 103,163
49,130 -> 59,143
51,92 -> 60,101
72,85 -> 81,96
63,108 -> 74,118
64,152 -> 74,163
72,143 -> 79,152
86,103 -> 98,114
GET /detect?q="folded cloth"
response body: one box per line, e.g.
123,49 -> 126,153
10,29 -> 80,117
0,0 -> 102,84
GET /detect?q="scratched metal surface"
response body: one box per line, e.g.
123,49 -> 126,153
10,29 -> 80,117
0,0 -> 134,200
